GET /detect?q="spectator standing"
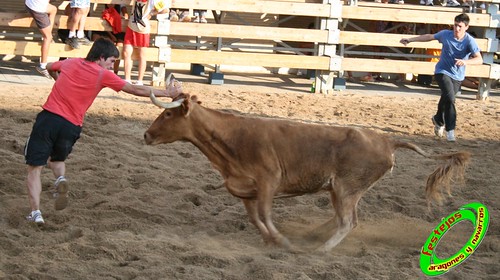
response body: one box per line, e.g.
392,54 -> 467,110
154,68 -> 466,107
25,0 -> 57,79
94,4 -> 129,74
123,0 -> 168,85
400,13 -> 483,142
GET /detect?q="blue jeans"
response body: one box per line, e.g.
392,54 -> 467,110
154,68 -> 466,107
434,74 -> 461,131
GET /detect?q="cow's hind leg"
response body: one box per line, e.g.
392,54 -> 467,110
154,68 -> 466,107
316,185 -> 362,252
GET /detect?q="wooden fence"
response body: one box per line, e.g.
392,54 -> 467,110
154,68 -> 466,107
0,0 -> 498,98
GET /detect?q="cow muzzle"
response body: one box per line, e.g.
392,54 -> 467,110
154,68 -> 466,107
144,132 -> 155,145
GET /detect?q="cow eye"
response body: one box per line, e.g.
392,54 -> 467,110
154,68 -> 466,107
164,111 -> 172,118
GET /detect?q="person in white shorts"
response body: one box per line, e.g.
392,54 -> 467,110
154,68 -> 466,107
65,0 -> 92,49
25,0 -> 57,79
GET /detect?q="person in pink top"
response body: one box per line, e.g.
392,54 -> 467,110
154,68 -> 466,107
24,38 -> 182,224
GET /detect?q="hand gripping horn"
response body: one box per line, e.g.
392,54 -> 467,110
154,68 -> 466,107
149,73 -> 185,108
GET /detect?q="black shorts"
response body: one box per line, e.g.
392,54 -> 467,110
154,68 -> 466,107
24,110 -> 82,166
26,5 -> 51,29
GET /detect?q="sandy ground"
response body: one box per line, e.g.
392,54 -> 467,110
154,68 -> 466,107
0,68 -> 499,279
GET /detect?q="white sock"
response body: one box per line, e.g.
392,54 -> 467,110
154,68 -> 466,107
40,62 -> 47,69
77,30 -> 85,39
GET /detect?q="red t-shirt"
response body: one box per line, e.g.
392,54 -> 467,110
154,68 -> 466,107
43,58 -> 127,126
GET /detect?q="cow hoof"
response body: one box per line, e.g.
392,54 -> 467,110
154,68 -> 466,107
277,236 -> 292,250
314,245 -> 332,254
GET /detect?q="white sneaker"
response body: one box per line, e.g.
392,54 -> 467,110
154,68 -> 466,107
426,0 -> 434,5
52,176 -> 69,210
420,0 -> 425,4
432,116 -> 445,137
26,210 -> 44,224
447,130 -> 456,142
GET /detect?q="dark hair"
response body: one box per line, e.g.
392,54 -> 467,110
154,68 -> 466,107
455,13 -> 470,26
85,38 -> 120,62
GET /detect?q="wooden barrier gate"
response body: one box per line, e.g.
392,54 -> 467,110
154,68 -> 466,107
0,0 -> 498,99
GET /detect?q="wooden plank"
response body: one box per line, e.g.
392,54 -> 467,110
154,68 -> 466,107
0,40 -> 158,61
170,49 -> 331,69
358,2 -> 497,10
0,40 -> 493,78
342,6 -> 492,27
88,0 -> 500,5
170,22 -> 329,43
89,0 -> 134,5
0,12 -> 326,43
339,31 -> 491,51
90,0 -> 331,17
341,57 -> 492,78
0,12 -> 494,47
0,13 -> 112,31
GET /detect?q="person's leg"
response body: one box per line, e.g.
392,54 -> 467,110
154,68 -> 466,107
48,161 -> 69,210
26,164 -> 45,223
68,7 -> 82,36
48,161 -> 65,179
66,4 -> 83,49
137,46 -> 147,84
433,74 -> 447,126
114,41 -> 123,74
435,74 -> 460,141
39,3 -> 57,64
26,5 -> 56,78
27,165 -> 44,211
200,10 -> 207,23
123,43 -> 134,82
193,10 -> 200,22
76,6 -> 91,45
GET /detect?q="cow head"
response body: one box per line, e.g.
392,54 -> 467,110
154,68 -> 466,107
144,92 -> 199,145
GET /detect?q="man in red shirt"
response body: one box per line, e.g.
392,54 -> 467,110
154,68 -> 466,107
24,38 -> 182,224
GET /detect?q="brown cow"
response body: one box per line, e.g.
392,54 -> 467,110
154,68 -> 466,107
144,93 -> 470,252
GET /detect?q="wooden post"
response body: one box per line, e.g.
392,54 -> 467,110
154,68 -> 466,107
476,3 -> 499,100
152,13 -> 171,87
316,0 -> 341,94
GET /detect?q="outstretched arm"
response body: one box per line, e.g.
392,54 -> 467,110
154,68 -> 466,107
121,81 -> 182,99
400,34 -> 435,46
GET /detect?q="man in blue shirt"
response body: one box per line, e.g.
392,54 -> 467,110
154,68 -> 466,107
400,14 -> 483,142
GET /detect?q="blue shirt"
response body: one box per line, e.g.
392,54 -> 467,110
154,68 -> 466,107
434,30 -> 480,81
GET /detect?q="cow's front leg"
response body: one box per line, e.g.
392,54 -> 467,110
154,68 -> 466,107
258,184 -> 291,249
242,199 -> 272,243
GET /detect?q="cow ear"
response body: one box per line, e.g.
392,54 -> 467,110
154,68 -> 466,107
181,95 -> 192,117
191,95 -> 201,105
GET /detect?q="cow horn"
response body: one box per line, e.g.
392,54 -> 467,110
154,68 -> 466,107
166,73 -> 174,85
150,90 -> 184,109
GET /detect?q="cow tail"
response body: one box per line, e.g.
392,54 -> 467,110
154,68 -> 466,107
393,141 -> 471,208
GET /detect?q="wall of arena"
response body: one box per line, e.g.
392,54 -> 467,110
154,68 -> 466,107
0,0 -> 498,98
